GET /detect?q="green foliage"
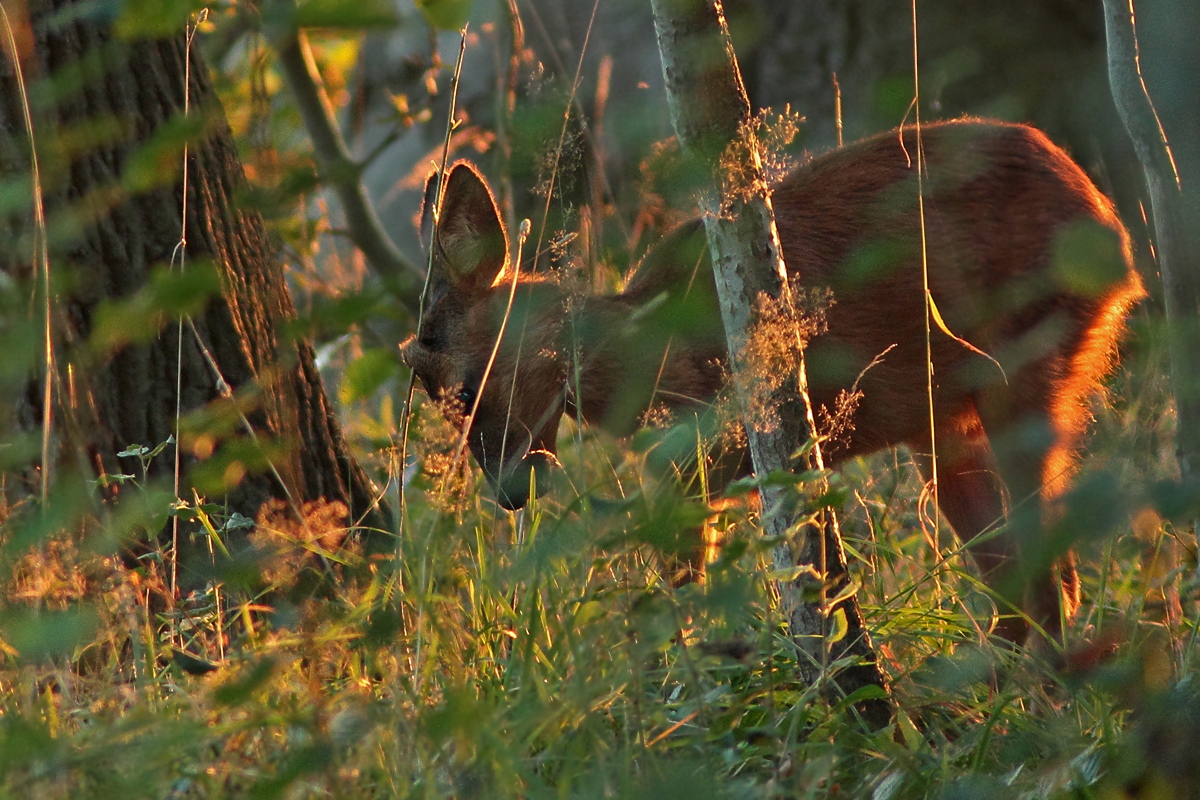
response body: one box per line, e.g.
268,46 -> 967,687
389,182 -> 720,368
291,0 -> 401,30
90,262 -> 221,353
1052,220 -> 1130,298
0,606 -> 98,662
340,348 -> 401,405
115,0 -> 209,39
0,412 -> 1194,797
0,1 -> 1195,799
122,110 -> 213,193
414,0 -> 474,31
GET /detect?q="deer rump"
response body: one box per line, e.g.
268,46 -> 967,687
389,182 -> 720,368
401,119 -> 1144,644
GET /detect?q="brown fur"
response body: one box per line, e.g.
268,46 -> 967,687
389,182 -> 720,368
401,120 -> 1145,644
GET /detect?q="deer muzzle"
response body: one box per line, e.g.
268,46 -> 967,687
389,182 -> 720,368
493,449 -> 552,510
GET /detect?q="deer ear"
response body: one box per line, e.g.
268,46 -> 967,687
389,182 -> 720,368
429,162 -> 509,295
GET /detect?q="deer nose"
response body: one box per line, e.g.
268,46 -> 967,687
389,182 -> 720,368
494,451 -> 551,510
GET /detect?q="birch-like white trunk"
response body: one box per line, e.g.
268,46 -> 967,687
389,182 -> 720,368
649,0 -> 889,727
1102,0 -> 1200,571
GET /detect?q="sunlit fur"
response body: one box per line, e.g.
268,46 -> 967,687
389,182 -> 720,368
401,120 -> 1145,645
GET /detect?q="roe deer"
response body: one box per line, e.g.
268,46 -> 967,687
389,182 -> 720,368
400,119 -> 1144,645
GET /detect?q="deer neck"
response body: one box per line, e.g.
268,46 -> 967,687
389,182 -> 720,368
562,292 -> 725,436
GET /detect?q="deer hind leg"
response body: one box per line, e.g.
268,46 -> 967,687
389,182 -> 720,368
909,407 -> 1033,642
973,372 -> 1083,648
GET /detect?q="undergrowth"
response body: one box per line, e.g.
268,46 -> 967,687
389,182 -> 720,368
0,386 -> 1195,799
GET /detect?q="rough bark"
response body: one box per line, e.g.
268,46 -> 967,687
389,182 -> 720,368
0,0 -> 387,575
649,0 -> 889,728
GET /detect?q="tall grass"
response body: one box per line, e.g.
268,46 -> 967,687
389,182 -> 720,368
0,374 -> 1191,798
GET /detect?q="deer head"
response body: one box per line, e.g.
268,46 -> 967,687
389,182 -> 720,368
400,162 -> 567,509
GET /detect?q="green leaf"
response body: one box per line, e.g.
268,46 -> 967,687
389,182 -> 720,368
362,607 -> 404,649
123,110 -> 210,193
116,0 -> 207,39
1052,218 -> 1128,298
422,686 -> 484,743
341,348 -> 400,404
294,288 -> 386,339
213,657 -> 277,706
87,486 -> 176,553
294,0 -> 400,28
146,436 -> 176,460
171,648 -> 219,675
414,0 -> 473,30
90,262 -> 221,353
828,607 -> 849,644
147,261 -> 222,315
827,576 -> 862,608
1,607 -> 98,662
189,436 -> 292,496
572,600 -> 606,628
840,683 -> 889,704
1,483 -> 92,564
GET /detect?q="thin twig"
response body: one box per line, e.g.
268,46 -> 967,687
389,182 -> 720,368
163,8 -> 208,632
397,27 -> 470,537
910,0 -> 942,592
1,3 -> 52,503
398,28 -> 470,696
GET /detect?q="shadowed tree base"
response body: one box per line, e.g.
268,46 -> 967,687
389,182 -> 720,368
0,0 -> 389,576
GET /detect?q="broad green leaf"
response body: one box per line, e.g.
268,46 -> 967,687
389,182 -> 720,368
341,348 -> 399,404
1,607 -> 98,662
415,0 -> 473,30
116,0 -> 206,38
213,658 -> 277,706
87,485 -> 175,553
188,436 -> 291,495
827,607 -> 849,644
1052,218 -> 1128,297
90,262 -> 220,353
294,0 -> 400,28
123,110 -> 210,193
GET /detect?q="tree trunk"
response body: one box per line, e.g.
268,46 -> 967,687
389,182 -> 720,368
0,0 -> 387,578
1102,0 -> 1200,577
649,0 -> 890,728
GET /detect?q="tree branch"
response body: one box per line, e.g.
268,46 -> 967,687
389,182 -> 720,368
269,13 -> 422,317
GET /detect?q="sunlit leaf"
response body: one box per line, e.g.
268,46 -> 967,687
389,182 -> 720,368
828,607 -> 848,644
